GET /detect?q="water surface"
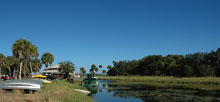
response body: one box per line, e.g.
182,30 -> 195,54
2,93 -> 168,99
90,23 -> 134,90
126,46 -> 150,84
90,80 -> 220,102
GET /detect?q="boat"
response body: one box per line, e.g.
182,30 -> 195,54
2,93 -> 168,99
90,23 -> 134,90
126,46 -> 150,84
82,74 -> 99,87
82,74 -> 99,93
32,75 -> 52,84
32,75 -> 46,78
0,79 -> 44,91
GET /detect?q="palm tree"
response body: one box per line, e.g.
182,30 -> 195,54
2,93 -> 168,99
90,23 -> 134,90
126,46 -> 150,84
107,65 -> 112,70
0,54 -> 6,78
102,70 -> 106,74
82,68 -> 86,74
28,44 -> 39,77
95,67 -> 99,73
12,39 -> 37,79
80,67 -> 85,75
59,61 -> 75,79
91,64 -> 96,70
41,52 -> 54,75
99,65 -> 103,74
31,59 -> 42,73
5,56 -> 17,77
80,67 -> 86,84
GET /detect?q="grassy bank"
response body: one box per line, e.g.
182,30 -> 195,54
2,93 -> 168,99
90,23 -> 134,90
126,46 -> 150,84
0,80 -> 95,102
98,76 -> 220,85
98,76 -> 220,91
39,80 -> 94,102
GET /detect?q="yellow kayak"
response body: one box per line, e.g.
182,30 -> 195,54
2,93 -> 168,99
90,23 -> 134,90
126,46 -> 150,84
42,80 -> 52,84
33,75 -> 46,78
32,75 -> 52,84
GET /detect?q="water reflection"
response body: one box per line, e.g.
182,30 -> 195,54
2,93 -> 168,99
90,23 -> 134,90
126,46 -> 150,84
90,80 -> 220,102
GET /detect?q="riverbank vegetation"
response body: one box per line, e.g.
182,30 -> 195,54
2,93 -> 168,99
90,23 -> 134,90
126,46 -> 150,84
0,80 -> 94,102
98,76 -> 220,85
39,80 -> 94,102
98,76 -> 220,91
107,48 -> 220,77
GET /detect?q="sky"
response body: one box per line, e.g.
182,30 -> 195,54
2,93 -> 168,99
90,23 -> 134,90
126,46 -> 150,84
0,0 -> 219,73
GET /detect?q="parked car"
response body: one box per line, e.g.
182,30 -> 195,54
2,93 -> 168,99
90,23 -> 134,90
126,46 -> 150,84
1,75 -> 9,81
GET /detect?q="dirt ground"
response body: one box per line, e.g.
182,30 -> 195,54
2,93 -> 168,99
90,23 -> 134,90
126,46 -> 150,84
0,90 -> 45,102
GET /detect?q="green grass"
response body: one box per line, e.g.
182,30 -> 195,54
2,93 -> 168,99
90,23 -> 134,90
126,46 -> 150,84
98,76 -> 220,85
0,80 -> 94,102
39,80 -> 95,102
98,76 -> 220,91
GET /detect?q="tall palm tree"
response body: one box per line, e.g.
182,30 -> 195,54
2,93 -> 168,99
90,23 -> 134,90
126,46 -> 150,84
0,54 -> 6,78
107,65 -> 112,70
95,67 -> 99,73
41,52 -> 54,75
99,65 -> 103,74
31,59 -> 42,73
5,56 -> 19,77
80,67 -> 85,75
28,44 -> 39,77
12,39 -> 37,79
91,64 -> 96,76
82,68 -> 86,74
80,67 -> 86,84
102,70 -> 106,74
91,64 -> 96,70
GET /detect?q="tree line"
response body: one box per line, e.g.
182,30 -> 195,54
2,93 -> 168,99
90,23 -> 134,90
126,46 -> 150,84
107,48 -> 220,77
79,64 -> 108,76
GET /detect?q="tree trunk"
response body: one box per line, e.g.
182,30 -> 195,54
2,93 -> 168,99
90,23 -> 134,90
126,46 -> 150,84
46,67 -> 48,75
45,64 -> 48,75
14,67 -> 18,79
29,62 -> 33,78
23,60 -> 28,79
0,65 -> 1,79
19,62 -> 23,79
8,67 -> 11,77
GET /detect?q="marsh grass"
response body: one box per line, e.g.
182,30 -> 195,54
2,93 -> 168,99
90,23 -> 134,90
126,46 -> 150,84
98,76 -> 220,91
98,76 -> 220,85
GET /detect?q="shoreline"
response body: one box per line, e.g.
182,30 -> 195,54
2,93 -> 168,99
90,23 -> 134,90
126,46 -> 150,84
97,76 -> 220,91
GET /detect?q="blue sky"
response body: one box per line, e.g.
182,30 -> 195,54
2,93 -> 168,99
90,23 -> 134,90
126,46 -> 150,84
0,0 -> 219,73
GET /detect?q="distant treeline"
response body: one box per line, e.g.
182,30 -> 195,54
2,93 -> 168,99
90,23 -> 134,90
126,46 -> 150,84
107,48 -> 220,77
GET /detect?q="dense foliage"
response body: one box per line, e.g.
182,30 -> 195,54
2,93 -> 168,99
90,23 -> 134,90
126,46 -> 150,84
0,39 -> 52,79
59,61 -> 75,78
107,48 -> 220,77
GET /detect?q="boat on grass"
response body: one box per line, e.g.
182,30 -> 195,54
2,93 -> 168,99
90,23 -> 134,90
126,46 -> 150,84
0,79 -> 44,91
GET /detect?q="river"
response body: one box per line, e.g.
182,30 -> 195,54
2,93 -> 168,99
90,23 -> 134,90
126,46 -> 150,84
89,80 -> 220,102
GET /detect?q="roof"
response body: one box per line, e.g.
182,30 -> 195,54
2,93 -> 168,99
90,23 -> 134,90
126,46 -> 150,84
43,64 -> 62,74
46,64 -> 60,69
42,64 -> 75,75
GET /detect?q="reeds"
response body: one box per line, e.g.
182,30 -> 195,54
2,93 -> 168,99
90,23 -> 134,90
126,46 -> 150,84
98,76 -> 220,91
98,76 -> 220,85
